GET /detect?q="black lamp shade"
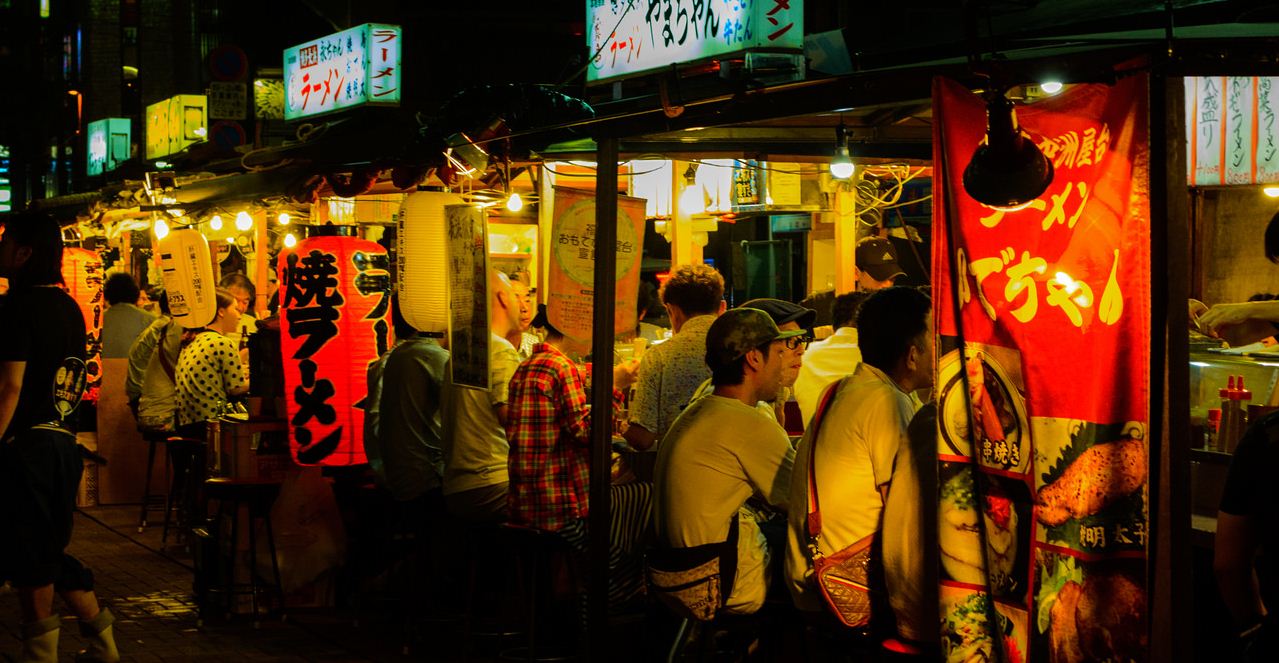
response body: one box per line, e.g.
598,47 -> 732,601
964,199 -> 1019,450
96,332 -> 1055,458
962,95 -> 1054,210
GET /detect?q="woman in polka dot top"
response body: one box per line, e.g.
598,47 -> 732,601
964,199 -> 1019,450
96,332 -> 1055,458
173,288 -> 249,440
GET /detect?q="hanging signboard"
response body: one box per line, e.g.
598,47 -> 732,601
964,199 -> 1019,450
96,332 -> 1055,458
444,204 -> 490,390
283,23 -> 402,120
145,94 -> 207,160
208,81 -> 247,120
586,0 -> 803,83
156,228 -> 217,327
86,118 -> 131,176
933,75 -> 1151,662
278,235 -> 392,466
1186,75 -> 1279,186
547,187 -> 646,343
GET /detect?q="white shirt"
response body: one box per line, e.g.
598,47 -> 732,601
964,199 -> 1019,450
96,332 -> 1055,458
793,326 -> 862,428
442,334 -> 520,495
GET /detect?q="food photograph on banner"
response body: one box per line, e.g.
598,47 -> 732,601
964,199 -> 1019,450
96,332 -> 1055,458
933,71 -> 1151,663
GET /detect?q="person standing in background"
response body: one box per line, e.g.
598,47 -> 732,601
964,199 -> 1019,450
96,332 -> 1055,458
0,212 -> 121,663
801,237 -> 906,327
101,272 -> 156,359
218,273 -> 258,358
508,276 -> 539,360
794,291 -> 869,426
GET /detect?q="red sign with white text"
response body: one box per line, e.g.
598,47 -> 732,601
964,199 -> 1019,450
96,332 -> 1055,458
932,75 -> 1150,663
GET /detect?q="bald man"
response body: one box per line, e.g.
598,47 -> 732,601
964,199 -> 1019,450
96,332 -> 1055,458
441,270 -> 524,523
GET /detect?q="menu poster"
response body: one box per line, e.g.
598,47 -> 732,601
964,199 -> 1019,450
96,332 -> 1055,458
933,75 -> 1151,663
1190,76 -> 1226,185
445,204 -> 489,390
1257,77 -> 1279,183
546,186 -> 646,344
1224,76 -> 1256,185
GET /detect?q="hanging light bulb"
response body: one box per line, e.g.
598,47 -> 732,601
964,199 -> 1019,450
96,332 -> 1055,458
506,192 -> 524,212
209,214 -> 223,230
829,123 -> 855,180
1040,81 -> 1064,95
153,217 -> 170,240
678,164 -> 705,215
277,212 -> 291,225
963,90 -> 1055,211
283,232 -> 298,248
235,210 -> 253,231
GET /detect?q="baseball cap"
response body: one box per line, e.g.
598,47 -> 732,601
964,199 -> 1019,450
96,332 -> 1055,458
705,308 -> 807,371
739,298 -> 817,330
856,237 -> 905,283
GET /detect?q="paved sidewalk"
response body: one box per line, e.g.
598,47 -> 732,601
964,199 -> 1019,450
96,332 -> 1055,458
0,507 -> 399,662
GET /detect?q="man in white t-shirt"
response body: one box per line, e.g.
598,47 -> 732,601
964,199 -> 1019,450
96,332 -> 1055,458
785,286 -> 934,648
442,269 -> 522,523
654,307 -> 804,615
794,291 -> 868,426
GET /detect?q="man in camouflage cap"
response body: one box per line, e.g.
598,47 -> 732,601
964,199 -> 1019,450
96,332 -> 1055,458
652,308 -> 803,616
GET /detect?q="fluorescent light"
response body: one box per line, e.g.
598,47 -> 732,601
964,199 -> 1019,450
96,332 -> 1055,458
1264,185 -> 1279,198
1040,81 -> 1064,95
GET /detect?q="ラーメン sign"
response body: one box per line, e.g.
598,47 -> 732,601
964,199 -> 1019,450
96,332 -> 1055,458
587,0 -> 803,83
86,118 -> 131,176
283,23 -> 402,120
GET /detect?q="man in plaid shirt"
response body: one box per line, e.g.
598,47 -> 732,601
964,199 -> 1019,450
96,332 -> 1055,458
506,308 -> 638,531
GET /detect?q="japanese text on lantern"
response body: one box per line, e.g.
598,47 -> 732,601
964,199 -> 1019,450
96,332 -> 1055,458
283,249 -> 343,455
957,123 -> 1125,330
353,250 -> 391,357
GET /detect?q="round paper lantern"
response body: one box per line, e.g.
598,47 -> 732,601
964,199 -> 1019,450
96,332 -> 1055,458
61,247 -> 104,403
278,235 -> 391,466
397,191 -> 462,334
155,228 -> 218,327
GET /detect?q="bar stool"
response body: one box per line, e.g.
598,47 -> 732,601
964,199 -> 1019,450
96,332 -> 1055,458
137,430 -> 171,532
462,523 -> 526,660
495,524 -> 580,663
161,437 -> 206,545
203,476 -> 286,626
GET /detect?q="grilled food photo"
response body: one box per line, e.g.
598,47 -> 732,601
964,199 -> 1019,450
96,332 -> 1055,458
1036,437 -> 1146,527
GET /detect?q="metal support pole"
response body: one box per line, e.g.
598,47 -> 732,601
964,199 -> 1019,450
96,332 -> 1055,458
587,136 -> 619,657
1148,71 -> 1191,663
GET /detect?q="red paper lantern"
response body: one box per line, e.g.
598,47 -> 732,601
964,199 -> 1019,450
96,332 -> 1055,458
61,247 -> 104,404
278,235 -> 391,466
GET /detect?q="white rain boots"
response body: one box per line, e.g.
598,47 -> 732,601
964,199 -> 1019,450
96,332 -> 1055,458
18,615 -> 60,663
74,607 -> 120,663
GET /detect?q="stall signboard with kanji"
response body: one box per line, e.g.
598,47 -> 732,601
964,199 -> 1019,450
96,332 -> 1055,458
278,235 -> 392,466
547,187 -> 647,343
283,23 -> 401,120
145,95 -> 207,160
1187,76 -> 1279,185
86,118 -> 131,176
933,76 -> 1151,663
587,0 -> 803,83
444,204 -> 490,390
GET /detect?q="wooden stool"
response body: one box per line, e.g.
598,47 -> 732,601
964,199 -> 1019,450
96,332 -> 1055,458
161,437 -> 205,545
204,477 -> 286,626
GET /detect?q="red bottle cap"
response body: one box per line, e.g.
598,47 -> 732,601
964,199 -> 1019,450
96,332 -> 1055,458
1238,376 -> 1253,401
1221,375 -> 1236,399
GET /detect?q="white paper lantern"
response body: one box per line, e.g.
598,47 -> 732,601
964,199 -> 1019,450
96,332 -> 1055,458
397,191 -> 463,334
156,228 -> 218,327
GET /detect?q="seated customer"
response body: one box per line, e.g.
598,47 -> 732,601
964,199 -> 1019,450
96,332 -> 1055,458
793,291 -> 869,427
125,291 -> 184,433
102,272 -> 156,359
173,289 -> 247,440
506,307 -> 642,605
653,308 -> 801,615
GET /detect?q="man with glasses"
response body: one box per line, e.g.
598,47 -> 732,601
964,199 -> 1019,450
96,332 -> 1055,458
653,308 -> 802,616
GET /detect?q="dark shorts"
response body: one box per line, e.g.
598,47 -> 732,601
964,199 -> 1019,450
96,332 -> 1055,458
0,425 -> 94,591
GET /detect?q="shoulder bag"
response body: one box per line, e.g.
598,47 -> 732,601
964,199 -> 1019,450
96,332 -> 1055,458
805,377 -> 880,629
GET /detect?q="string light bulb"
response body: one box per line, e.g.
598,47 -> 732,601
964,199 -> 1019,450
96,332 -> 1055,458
153,217 -> 170,240
277,212 -> 291,225
506,192 -> 524,212
235,211 -> 253,231
209,214 -> 223,230
829,123 -> 855,180
283,232 -> 298,248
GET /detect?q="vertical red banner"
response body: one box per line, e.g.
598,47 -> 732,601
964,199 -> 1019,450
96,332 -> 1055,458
62,247 -> 104,404
278,235 -> 391,466
933,76 -> 1151,662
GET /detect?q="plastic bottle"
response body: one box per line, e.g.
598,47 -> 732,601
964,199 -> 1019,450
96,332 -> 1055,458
1219,376 -> 1237,453
1230,376 -> 1253,453
1205,408 -> 1222,450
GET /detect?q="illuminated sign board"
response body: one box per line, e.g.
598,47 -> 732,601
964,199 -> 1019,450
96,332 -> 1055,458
145,95 -> 208,160
86,118 -> 131,176
586,0 -> 803,83
283,23 -> 402,120
0,144 -> 10,213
